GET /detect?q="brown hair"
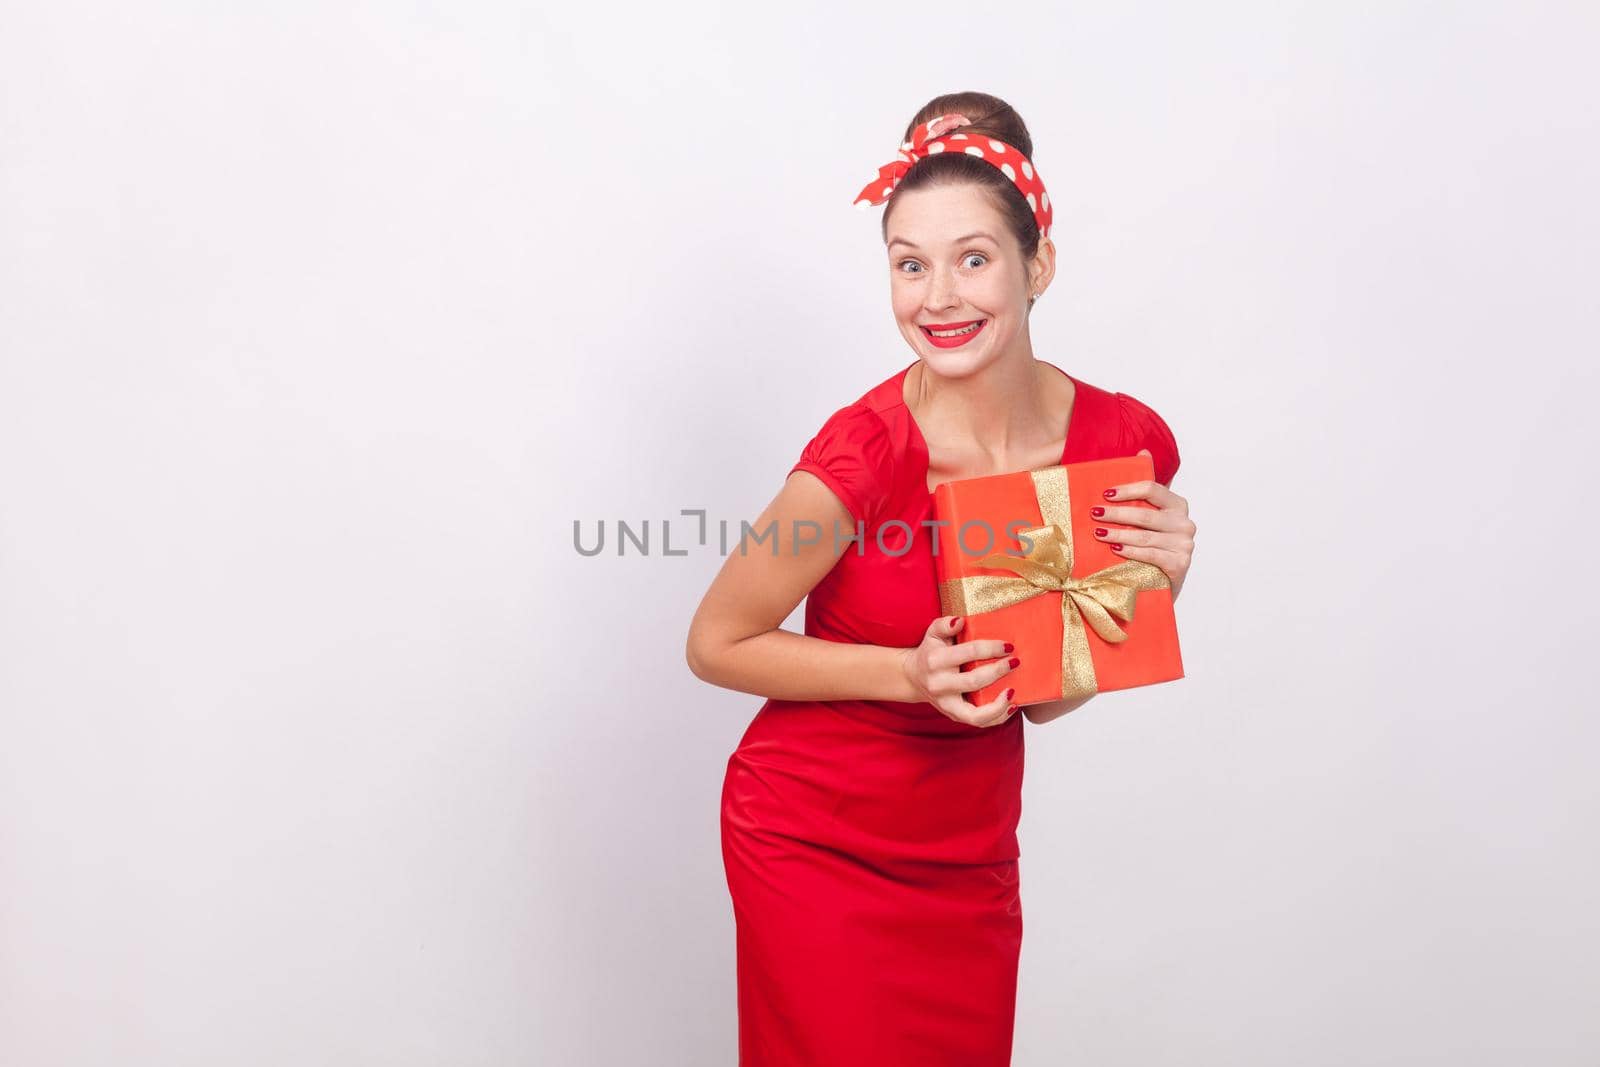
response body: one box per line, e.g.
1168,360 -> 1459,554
881,91 -> 1044,262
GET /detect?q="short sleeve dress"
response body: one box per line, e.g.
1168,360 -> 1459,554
719,359 -> 1180,1066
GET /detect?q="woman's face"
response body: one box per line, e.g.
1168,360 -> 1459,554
885,184 -> 1048,377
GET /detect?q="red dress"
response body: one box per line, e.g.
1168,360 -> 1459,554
720,359 -> 1181,1066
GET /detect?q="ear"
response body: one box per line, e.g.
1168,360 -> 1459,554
1028,235 -> 1056,297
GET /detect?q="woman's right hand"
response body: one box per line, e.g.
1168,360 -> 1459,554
898,616 -> 1019,728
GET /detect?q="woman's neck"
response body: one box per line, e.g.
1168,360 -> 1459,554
908,356 -> 1069,466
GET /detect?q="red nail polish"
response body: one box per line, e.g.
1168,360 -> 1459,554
1094,527 -> 1108,537
1111,543 -> 1123,551
1103,488 -> 1116,498
1006,705 -> 1017,716
1008,657 -> 1020,669
1091,506 -> 1104,517
1004,688 -> 1015,700
1002,642 -> 1014,653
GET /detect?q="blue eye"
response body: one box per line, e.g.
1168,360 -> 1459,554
895,253 -> 988,273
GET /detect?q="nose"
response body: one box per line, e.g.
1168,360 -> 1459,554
924,266 -> 959,313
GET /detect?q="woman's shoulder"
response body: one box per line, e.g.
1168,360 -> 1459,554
788,369 -> 914,526
799,363 -> 919,455
1060,369 -> 1181,485
1110,384 -> 1182,487
793,400 -> 894,467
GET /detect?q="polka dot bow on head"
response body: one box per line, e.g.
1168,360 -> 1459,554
852,112 -> 1053,239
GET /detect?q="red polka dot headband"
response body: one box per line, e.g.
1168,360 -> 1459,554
852,112 -> 1054,239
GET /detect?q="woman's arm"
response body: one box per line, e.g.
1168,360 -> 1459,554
686,470 -> 920,703
1021,693 -> 1094,725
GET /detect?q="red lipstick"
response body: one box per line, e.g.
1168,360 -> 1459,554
919,318 -> 988,349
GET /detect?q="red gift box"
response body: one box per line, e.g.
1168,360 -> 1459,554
931,454 -> 1185,707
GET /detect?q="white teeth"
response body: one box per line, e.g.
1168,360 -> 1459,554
929,321 -> 983,337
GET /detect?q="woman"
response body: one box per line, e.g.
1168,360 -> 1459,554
686,92 -> 1198,1065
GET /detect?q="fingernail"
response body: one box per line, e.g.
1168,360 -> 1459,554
1008,657 -> 1020,669
952,616 -> 963,626
1111,543 -> 1123,552
1103,488 -> 1116,499
1004,688 -> 1014,700
1002,642 -> 1014,653
1006,705 -> 1017,716
1094,527 -> 1108,537
1091,506 -> 1104,517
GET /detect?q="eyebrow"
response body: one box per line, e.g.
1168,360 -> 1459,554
887,231 -> 999,251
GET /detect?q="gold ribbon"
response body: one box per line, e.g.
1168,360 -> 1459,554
937,466 -> 1170,701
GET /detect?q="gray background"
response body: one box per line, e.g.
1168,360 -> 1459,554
3,2 -> 1597,1064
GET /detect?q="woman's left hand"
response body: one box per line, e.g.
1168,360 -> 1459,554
1089,448 -> 1196,601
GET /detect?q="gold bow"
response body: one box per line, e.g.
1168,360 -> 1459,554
937,466 -> 1170,700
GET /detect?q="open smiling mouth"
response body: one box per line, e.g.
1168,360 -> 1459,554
920,319 -> 988,347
